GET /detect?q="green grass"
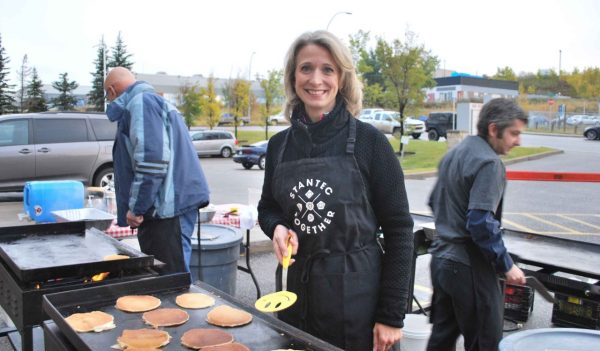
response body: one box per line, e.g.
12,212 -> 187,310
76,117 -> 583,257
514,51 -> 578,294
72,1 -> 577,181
232,130 -> 556,173
502,146 -> 554,160
234,130 -> 278,145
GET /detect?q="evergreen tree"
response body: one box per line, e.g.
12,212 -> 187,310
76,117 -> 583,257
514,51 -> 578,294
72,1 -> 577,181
26,68 -> 47,112
0,33 -> 16,115
17,54 -> 32,112
51,72 -> 78,110
88,37 -> 107,111
107,32 -> 134,70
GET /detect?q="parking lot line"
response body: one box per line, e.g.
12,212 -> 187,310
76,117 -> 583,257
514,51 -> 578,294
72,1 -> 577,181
555,214 -> 600,230
521,213 -> 580,234
502,218 -> 536,233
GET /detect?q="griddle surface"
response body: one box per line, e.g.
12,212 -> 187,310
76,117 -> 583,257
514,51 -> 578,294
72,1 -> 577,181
0,223 -> 153,282
43,274 -> 341,351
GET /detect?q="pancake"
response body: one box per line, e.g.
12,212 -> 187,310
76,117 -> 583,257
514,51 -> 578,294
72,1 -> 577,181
103,254 -> 130,261
206,305 -> 252,327
65,311 -> 115,332
116,329 -> 171,349
142,308 -> 189,327
180,328 -> 234,349
122,348 -> 160,351
176,292 -> 215,309
202,342 -> 251,351
115,295 -> 161,313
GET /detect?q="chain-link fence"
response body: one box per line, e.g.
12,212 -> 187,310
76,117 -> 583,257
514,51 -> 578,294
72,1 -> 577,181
528,111 -> 600,134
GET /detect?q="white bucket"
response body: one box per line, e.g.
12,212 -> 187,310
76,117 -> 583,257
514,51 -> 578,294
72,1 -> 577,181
400,314 -> 432,351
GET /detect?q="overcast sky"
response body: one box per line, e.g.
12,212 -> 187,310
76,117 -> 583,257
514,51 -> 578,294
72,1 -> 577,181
1,0 -> 599,87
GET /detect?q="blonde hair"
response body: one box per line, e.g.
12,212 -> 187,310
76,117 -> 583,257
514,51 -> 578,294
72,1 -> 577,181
283,30 -> 362,118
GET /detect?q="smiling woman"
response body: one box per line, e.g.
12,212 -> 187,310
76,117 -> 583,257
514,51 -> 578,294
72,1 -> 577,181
258,30 -> 414,351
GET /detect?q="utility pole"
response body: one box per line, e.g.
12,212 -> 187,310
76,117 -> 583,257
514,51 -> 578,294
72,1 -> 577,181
247,51 -> 255,124
558,49 -> 562,96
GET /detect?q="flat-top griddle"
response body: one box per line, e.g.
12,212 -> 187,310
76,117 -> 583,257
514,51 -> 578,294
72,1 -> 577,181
43,273 -> 342,351
0,221 -> 154,282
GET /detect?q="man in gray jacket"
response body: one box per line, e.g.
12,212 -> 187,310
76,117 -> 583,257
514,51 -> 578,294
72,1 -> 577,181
427,98 -> 527,350
105,67 -> 209,273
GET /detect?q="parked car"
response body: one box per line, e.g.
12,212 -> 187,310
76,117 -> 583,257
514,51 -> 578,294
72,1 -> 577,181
233,140 -> 268,169
583,125 -> 600,140
218,113 -> 250,126
188,130 -> 238,157
568,115 -> 600,125
426,112 -> 456,141
0,112 -> 115,192
358,108 -> 383,119
359,110 -> 424,139
268,111 -> 289,125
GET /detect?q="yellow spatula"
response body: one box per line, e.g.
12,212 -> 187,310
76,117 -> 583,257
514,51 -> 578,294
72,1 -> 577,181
255,235 -> 297,312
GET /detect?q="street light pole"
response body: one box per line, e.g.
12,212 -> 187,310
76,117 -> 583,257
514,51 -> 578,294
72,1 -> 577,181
247,51 -> 255,123
326,11 -> 352,30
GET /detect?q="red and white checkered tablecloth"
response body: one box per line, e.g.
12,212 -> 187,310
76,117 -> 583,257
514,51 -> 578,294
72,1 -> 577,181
105,219 -> 137,238
104,204 -> 248,239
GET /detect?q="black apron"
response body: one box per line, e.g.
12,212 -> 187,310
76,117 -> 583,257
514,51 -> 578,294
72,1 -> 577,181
271,118 -> 382,350
463,199 -> 504,350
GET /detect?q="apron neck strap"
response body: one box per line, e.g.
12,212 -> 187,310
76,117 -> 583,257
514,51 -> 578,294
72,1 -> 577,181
346,117 -> 357,155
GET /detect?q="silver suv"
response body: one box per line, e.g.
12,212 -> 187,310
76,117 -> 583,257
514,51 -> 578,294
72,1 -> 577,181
0,112 -> 115,192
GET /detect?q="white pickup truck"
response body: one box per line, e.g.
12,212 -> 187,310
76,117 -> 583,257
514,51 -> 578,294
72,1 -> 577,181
359,110 -> 425,139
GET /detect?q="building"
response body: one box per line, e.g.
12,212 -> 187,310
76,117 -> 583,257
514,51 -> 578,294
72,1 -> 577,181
424,75 -> 518,103
134,72 -> 265,107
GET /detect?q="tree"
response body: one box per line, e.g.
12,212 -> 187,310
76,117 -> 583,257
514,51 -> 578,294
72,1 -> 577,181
376,33 -> 438,118
493,66 -> 517,81
51,72 -> 79,110
177,84 -> 202,129
350,30 -> 385,102
108,32 -> 134,70
0,33 -> 16,115
26,68 -> 47,112
259,69 -> 284,139
88,37 -> 107,111
199,76 -> 222,129
230,78 -> 250,137
16,54 -> 32,112
375,31 -> 438,152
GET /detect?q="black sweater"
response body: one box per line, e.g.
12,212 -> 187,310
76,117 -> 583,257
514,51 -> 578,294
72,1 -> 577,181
257,103 -> 414,328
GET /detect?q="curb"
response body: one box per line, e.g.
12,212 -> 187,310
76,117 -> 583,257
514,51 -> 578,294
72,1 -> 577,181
403,149 -> 564,180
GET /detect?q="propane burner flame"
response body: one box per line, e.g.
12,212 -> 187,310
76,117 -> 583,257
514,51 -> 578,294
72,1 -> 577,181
91,272 -> 110,282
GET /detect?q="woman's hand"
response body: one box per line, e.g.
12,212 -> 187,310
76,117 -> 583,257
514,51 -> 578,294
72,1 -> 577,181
272,225 -> 298,266
373,322 -> 402,351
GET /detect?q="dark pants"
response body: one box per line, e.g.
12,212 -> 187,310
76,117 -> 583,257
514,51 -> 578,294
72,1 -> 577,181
137,216 -> 186,274
426,257 -> 502,351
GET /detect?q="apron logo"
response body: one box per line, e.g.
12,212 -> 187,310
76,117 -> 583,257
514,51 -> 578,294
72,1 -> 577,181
289,178 -> 335,234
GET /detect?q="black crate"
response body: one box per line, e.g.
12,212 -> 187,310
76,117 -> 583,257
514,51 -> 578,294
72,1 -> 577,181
503,283 -> 534,322
552,292 -> 600,330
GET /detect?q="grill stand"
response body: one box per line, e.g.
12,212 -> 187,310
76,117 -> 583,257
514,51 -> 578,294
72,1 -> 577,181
237,228 -> 262,299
